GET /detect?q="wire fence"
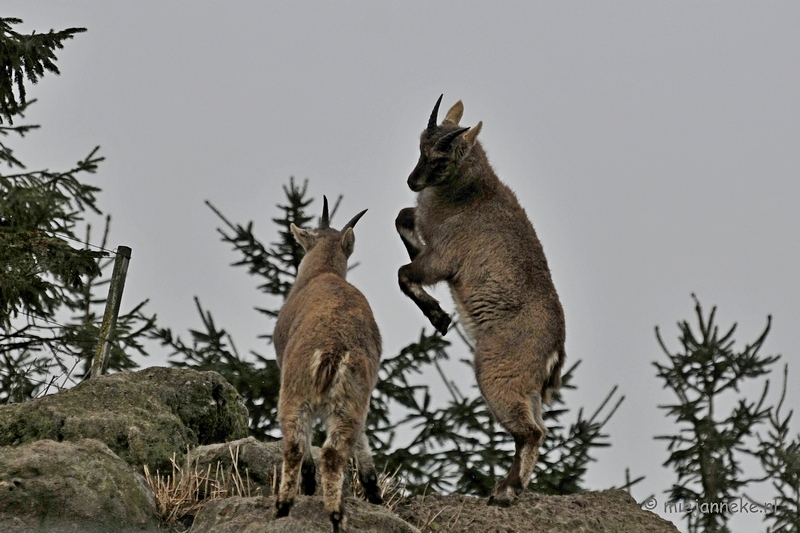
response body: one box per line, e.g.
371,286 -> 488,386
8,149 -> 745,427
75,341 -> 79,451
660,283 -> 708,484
51,231 -> 118,255
2,234 -> 133,399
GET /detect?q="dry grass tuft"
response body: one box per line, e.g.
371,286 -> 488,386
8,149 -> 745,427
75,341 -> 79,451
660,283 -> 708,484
145,447 -> 409,527
143,444 -> 261,526
377,466 -> 406,512
404,486 -> 471,533
423,498 -> 472,532
347,462 -> 406,512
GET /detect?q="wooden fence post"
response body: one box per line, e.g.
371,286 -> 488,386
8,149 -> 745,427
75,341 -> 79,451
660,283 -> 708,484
90,245 -> 131,378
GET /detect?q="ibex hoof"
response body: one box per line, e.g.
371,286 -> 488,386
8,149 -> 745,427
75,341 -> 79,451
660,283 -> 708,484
431,312 -> 451,336
488,480 -> 520,507
275,500 -> 293,518
366,491 -> 384,505
365,487 -> 383,505
330,511 -> 346,532
360,472 -> 384,505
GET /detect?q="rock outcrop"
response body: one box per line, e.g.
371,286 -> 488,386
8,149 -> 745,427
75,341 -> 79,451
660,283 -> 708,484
395,489 -> 680,533
188,436 -> 284,495
187,488 -> 680,533
0,367 -> 249,470
0,368 -> 681,532
0,438 -> 159,533
187,436 -> 367,498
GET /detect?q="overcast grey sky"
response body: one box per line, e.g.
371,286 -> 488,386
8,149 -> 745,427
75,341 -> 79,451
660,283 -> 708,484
6,2 -> 799,531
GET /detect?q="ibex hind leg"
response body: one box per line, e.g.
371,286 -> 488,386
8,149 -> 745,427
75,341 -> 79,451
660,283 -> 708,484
275,417 -> 311,518
321,417 -> 361,532
515,392 -> 546,495
482,384 -> 546,506
354,433 -> 383,505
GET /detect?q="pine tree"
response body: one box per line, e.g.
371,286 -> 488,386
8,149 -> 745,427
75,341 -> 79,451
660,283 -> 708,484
0,15 -> 102,325
757,365 -> 800,533
654,295 -> 781,533
151,178 -> 318,440
0,18 -> 155,402
161,176 -> 624,495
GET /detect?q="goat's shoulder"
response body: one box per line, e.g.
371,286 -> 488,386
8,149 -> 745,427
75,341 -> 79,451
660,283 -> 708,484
287,274 -> 375,327
281,275 -> 380,359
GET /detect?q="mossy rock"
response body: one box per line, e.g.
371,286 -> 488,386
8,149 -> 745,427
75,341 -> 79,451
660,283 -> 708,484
0,367 -> 249,471
0,438 -> 160,533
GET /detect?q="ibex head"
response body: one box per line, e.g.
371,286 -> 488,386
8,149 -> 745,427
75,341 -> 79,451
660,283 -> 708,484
291,197 -> 367,276
407,95 -> 483,192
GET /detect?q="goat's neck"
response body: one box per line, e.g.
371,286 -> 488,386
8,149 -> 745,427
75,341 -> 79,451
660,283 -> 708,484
438,165 -> 496,206
292,253 -> 346,293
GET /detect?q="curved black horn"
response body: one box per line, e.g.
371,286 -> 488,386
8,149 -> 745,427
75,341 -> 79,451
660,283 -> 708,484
342,209 -> 368,231
320,196 -> 330,228
427,94 -> 443,133
435,127 -> 470,152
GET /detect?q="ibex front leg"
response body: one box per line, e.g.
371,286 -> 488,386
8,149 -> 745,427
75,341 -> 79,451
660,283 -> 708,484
395,207 -> 423,260
397,252 -> 452,336
396,207 -> 452,335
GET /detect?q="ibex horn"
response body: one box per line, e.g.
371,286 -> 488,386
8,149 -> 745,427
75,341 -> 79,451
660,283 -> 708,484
435,127 -> 470,152
320,196 -> 330,228
427,94 -> 443,133
343,209 -> 368,231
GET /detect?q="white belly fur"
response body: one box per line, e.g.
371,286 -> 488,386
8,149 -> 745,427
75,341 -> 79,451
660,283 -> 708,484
450,288 -> 478,343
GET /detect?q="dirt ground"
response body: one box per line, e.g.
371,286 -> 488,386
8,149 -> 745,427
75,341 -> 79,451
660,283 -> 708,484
394,489 -> 680,533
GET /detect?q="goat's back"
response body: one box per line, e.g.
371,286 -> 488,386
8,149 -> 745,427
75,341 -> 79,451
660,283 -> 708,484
275,273 -> 381,404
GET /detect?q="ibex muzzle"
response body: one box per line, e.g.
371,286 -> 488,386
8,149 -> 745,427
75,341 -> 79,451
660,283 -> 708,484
396,96 -> 567,506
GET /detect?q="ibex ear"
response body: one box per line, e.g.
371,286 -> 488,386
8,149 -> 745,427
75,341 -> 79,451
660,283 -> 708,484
341,227 -> 355,257
460,121 -> 482,157
291,223 -> 313,251
442,100 -> 464,125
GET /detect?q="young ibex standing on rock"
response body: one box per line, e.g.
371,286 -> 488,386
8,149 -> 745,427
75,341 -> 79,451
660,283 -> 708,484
396,96 -> 567,506
274,198 -> 383,532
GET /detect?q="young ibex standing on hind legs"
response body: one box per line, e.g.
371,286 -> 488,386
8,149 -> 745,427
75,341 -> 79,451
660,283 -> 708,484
396,96 -> 567,506
274,198 -> 383,532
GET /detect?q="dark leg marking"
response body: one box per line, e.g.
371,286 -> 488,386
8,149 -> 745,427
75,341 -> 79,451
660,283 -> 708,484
330,510 -> 343,533
301,456 -> 317,495
275,499 -> 293,518
398,264 -> 451,335
359,468 -> 383,505
395,207 -> 421,260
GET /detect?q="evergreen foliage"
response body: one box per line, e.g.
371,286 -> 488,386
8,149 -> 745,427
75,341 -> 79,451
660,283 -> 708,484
151,178 -> 318,440
0,17 -> 85,126
366,325 -> 623,496
654,295 -> 783,533
757,365 -> 800,533
1,17 -> 100,328
0,18 -> 155,403
162,177 -> 624,495
154,295 -> 282,440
